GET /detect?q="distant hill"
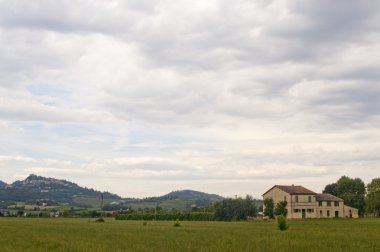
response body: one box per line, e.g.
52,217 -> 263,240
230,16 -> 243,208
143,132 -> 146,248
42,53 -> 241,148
104,190 -> 225,211
0,174 -> 121,207
0,180 -> 6,189
0,175 -> 239,211
159,190 -> 224,201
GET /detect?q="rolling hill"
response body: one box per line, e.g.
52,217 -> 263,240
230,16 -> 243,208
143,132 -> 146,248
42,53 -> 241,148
104,190 -> 225,211
0,175 -> 226,210
159,190 -> 224,201
0,174 -> 120,207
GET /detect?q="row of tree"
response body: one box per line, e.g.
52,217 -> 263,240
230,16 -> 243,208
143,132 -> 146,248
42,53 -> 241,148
115,196 -> 261,221
323,176 -> 380,216
263,198 -> 288,218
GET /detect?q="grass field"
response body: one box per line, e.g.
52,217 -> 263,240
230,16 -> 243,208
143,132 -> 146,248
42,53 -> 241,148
0,218 -> 379,252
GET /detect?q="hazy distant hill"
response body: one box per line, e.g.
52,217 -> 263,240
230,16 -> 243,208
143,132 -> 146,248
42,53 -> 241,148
0,175 -> 230,210
0,180 -> 6,189
159,190 -> 224,201
0,174 -> 120,207
108,190 -> 225,211
156,190 -> 224,210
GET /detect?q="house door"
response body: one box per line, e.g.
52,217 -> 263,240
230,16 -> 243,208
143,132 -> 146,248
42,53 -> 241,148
302,209 -> 306,219
335,211 -> 339,218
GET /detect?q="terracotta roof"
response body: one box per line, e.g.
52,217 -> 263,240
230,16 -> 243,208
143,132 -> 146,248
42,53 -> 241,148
316,193 -> 343,202
263,185 -> 317,196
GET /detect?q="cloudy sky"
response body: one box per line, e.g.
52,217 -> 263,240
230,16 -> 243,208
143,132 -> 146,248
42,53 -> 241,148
1,0 -> 379,198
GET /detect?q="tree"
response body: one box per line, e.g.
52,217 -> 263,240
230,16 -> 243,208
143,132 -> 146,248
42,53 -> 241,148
323,183 -> 338,195
274,201 -> 288,217
263,198 -> 274,219
324,176 -> 366,215
277,214 -> 289,231
366,178 -> 380,216
214,195 -> 258,221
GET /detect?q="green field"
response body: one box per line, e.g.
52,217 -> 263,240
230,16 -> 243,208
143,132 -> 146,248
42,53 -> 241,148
0,218 -> 379,252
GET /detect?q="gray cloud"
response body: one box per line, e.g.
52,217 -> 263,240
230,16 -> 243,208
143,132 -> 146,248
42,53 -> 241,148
0,0 -> 380,197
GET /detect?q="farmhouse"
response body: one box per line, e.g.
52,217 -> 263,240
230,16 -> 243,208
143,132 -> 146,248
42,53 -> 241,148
262,185 -> 359,219
0,209 -> 9,216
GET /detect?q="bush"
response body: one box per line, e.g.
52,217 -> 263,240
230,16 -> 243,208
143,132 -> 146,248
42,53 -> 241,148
274,201 -> 288,217
143,221 -> 147,226
173,219 -> 181,227
277,214 -> 289,231
95,218 -> 105,223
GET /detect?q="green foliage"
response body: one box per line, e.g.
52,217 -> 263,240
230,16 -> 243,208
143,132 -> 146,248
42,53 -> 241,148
143,221 -> 147,226
263,198 -> 275,219
276,214 -> 289,231
95,218 -> 105,223
366,178 -> 380,216
173,219 -> 181,227
323,183 -> 338,195
324,176 -> 366,215
274,201 -> 288,217
214,195 -> 258,221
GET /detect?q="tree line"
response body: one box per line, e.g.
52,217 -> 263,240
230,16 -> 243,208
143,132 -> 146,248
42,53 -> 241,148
323,176 -> 380,216
115,195 -> 261,221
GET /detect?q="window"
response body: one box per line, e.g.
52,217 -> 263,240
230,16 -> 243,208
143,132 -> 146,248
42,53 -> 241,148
308,196 -> 311,202
319,201 -> 322,207
327,201 -> 331,207
294,209 -> 299,213
334,201 -> 339,207
295,196 -> 299,203
327,210 -> 330,217
307,209 -> 314,213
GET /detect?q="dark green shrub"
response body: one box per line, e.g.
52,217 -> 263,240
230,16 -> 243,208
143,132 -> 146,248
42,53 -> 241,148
143,221 -> 147,226
264,198 -> 275,219
274,201 -> 288,217
95,218 -> 105,223
173,219 -> 181,227
277,214 -> 289,231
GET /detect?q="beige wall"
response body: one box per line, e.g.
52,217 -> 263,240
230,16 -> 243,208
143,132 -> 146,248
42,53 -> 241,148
263,187 -> 317,219
343,205 -> 359,218
316,201 -> 344,218
289,195 -> 317,219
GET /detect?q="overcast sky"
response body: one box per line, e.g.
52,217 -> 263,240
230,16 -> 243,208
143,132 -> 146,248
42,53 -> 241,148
1,0 -> 380,198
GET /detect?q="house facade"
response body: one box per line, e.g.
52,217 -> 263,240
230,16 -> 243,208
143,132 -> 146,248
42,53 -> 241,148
263,185 -> 359,219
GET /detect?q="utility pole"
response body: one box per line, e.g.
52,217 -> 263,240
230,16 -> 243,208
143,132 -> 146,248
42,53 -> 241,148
155,203 -> 157,221
100,193 -> 104,209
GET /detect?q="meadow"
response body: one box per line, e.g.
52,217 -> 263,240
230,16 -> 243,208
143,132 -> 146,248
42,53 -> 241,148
0,218 -> 379,252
